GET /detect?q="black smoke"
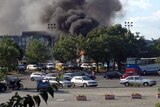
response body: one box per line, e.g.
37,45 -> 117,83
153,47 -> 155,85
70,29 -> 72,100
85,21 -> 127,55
0,0 -> 122,36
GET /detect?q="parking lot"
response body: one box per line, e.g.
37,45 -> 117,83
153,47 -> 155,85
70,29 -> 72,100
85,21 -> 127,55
0,74 -> 160,107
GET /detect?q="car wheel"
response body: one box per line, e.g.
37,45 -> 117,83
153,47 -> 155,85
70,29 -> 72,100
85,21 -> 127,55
143,82 -> 149,87
30,77 -> 34,81
124,82 -> 130,87
83,83 -> 87,87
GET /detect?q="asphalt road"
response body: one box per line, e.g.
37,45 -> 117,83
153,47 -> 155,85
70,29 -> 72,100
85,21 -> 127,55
0,74 -> 160,107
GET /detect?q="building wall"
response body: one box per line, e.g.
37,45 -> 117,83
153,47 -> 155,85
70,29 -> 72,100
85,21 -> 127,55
0,31 -> 53,50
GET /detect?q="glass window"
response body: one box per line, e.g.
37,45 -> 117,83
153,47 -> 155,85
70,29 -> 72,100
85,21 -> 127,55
22,37 -> 26,42
127,77 -> 133,80
135,77 -> 140,80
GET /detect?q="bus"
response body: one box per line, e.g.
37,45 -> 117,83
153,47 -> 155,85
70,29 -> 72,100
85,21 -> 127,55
126,57 -> 160,75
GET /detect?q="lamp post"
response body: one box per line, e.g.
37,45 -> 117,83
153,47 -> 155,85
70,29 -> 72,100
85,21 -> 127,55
48,23 -> 56,61
124,22 -> 133,30
48,24 -> 56,48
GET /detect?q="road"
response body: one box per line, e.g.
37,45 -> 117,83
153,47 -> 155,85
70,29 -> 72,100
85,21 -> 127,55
0,74 -> 160,107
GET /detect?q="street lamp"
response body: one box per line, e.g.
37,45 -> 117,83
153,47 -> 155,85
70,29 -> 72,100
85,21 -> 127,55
48,23 -> 56,61
48,23 -> 56,48
124,22 -> 133,30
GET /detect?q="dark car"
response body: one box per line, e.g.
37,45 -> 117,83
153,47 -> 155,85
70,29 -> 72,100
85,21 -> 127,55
0,82 -> 7,92
103,71 -> 123,79
37,63 -> 46,70
18,64 -> 26,72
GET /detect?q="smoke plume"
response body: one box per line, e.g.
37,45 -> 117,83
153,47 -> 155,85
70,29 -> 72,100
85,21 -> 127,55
0,0 -> 122,36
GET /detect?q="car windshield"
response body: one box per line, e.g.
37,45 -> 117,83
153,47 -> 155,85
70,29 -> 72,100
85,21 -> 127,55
82,76 -> 91,80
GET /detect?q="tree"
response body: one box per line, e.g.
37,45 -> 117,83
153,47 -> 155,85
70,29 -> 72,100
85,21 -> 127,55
86,24 -> 148,71
25,38 -> 50,64
0,36 -> 20,78
83,34 -> 108,72
0,85 -> 58,107
53,35 -> 84,63
102,24 -> 148,70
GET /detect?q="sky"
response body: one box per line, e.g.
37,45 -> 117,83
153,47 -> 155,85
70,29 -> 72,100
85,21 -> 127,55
115,0 -> 160,40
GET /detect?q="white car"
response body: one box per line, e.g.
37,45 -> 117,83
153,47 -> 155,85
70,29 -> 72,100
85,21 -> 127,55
30,72 -> 46,81
80,63 -> 92,69
27,64 -> 38,70
71,76 -> 97,87
43,76 -> 73,88
46,63 -> 54,69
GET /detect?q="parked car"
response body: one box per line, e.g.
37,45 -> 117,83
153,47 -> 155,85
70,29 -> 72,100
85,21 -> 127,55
74,71 -> 96,80
0,82 -> 7,92
71,76 -> 97,87
43,76 -> 73,88
103,71 -> 123,79
80,63 -> 92,69
37,63 -> 46,70
63,73 -> 75,80
30,72 -> 46,81
18,64 -> 26,72
26,64 -> 38,70
120,76 -> 156,87
46,63 -> 54,70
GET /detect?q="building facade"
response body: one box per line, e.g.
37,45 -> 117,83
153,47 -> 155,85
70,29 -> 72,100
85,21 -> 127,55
0,31 -> 53,50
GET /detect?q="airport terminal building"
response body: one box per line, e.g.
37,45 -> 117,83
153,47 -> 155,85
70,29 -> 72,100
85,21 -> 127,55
0,31 -> 53,50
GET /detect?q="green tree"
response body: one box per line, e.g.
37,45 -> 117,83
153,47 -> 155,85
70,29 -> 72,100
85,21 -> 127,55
0,36 -> 20,79
25,38 -> 50,64
53,35 -> 77,62
103,24 -> 148,70
84,34 -> 108,72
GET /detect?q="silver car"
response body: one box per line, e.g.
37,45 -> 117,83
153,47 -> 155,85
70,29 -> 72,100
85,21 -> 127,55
120,76 -> 156,87
43,76 -> 73,88
71,76 -> 97,87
